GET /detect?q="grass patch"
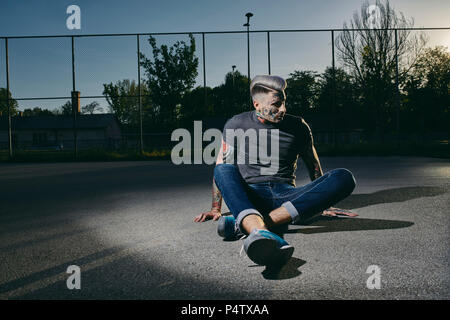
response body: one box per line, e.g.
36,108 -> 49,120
0,148 -> 172,163
0,141 -> 448,163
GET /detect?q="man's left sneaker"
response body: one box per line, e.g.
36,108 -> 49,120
217,215 -> 243,240
243,229 -> 294,266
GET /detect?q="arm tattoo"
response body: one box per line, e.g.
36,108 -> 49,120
302,146 -> 323,181
210,139 -> 228,212
212,178 -> 222,211
300,119 -> 322,181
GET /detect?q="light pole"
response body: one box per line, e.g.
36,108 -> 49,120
232,65 -> 236,88
244,12 -> 253,105
231,65 -> 236,111
5,38 -> 12,159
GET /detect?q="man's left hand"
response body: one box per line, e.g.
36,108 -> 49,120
321,207 -> 358,217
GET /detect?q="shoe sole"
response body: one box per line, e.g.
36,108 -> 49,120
245,237 -> 294,266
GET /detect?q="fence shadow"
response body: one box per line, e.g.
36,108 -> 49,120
287,216 -> 414,235
331,186 -> 447,210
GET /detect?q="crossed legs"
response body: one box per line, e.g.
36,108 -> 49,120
214,164 -> 356,235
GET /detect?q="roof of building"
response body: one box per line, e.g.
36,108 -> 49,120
0,113 -> 120,131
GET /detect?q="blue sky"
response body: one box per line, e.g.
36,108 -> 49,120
0,0 -> 449,112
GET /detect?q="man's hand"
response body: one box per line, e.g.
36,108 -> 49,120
194,208 -> 222,222
321,207 -> 358,217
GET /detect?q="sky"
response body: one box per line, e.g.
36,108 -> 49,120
0,0 -> 449,112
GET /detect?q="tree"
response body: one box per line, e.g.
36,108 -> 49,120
82,101 -> 103,114
103,79 -> 151,131
139,34 -> 199,129
54,100 -> 104,116
317,67 -> 363,120
55,101 -> 73,115
336,0 -> 427,135
404,46 -> 450,132
211,70 -> 250,118
22,107 -> 55,116
409,46 -> 450,93
0,88 -> 19,116
285,70 -> 320,116
180,86 -> 213,125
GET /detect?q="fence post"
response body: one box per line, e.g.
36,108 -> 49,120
137,34 -> 143,154
267,31 -> 271,75
331,30 -> 337,148
394,29 -> 400,145
202,33 -> 207,112
246,24 -> 251,106
5,38 -> 13,159
71,36 -> 78,158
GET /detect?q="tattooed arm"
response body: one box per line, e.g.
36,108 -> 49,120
298,120 -> 358,218
300,119 -> 323,181
302,144 -> 323,181
194,139 -> 229,222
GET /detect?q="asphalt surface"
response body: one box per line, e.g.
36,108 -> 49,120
0,156 -> 449,300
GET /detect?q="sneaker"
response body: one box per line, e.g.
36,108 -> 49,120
217,215 -> 243,240
243,229 -> 294,266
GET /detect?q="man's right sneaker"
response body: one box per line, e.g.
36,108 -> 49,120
243,229 -> 294,266
217,215 -> 243,240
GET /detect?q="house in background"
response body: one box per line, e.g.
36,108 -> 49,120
0,111 -> 365,152
0,113 -> 122,150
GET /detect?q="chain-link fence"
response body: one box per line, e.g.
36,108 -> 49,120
1,27 -> 449,158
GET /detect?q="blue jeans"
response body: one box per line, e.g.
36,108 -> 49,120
214,164 -> 356,232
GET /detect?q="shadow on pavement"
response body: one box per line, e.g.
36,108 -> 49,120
287,216 -> 414,234
261,257 -> 306,280
1,168 -> 445,296
334,186 -> 447,210
0,244 -> 131,295
257,215 -> 413,280
282,185 -> 438,234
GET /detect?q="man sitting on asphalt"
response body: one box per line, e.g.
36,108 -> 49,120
194,74 -> 357,267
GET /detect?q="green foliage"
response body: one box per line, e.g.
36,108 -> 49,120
58,101 -> 73,115
285,70 -> 320,116
403,46 -> 450,132
211,70 -> 250,118
22,107 -> 55,116
180,86 -> 212,123
139,34 -> 199,129
81,101 -> 102,114
0,88 -> 19,116
103,79 -> 151,131
336,0 -> 428,134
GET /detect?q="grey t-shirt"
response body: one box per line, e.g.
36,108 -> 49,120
222,111 -> 313,186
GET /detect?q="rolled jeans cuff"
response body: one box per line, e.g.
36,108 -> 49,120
236,209 -> 263,233
282,201 -> 300,224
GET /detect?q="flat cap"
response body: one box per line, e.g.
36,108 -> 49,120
250,75 -> 287,93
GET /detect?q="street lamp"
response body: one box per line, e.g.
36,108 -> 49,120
231,65 -> 236,111
244,12 -> 253,105
232,65 -> 236,87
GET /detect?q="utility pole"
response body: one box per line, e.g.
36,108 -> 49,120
244,12 -> 253,106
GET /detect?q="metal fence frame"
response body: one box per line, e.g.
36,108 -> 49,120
1,27 -> 449,158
